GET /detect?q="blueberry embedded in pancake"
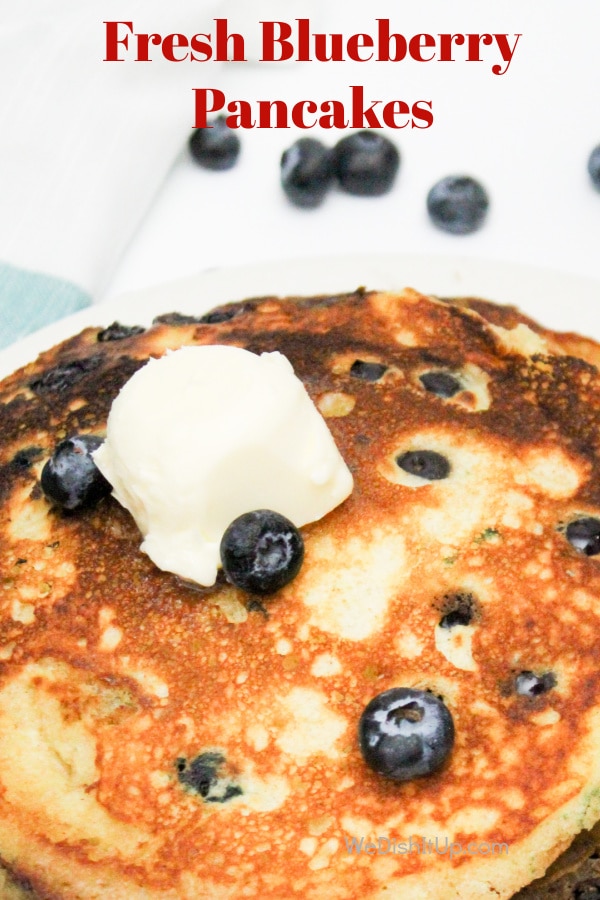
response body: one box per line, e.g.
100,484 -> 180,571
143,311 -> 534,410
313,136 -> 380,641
2,289 -> 600,898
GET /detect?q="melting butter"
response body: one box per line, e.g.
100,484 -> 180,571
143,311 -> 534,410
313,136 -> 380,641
94,346 -> 353,586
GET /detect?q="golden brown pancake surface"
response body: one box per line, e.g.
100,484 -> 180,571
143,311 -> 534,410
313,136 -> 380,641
1,289 -> 600,898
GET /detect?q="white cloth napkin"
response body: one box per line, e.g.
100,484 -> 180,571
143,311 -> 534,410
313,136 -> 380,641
0,0 -> 224,349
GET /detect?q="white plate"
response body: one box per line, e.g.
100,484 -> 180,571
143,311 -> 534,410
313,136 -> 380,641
1,252 -> 600,379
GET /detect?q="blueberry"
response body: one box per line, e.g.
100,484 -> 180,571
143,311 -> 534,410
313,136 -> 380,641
41,435 -> 111,511
332,131 -> 400,196
10,447 -> 43,471
427,175 -> 489,235
220,510 -> 304,595
280,138 -> 334,208
153,306 -> 246,326
29,355 -> 103,395
177,752 -> 242,803
515,670 -> 556,698
152,312 -> 206,326
199,304 -> 246,324
565,517 -> 600,556
588,145 -> 600,191
97,322 -> 145,342
574,881 -> 600,900
396,450 -> 451,481
440,608 -> 471,629
189,116 -> 240,171
359,687 -> 455,781
438,592 -> 477,629
420,371 -> 462,398
350,360 -> 388,381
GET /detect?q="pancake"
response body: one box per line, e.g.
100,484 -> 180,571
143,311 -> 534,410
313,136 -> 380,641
1,288 -> 600,898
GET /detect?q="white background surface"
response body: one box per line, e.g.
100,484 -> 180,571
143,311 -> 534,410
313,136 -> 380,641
100,0 -> 600,306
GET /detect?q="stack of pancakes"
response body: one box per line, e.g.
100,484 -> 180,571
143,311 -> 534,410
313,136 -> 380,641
1,288 -> 600,899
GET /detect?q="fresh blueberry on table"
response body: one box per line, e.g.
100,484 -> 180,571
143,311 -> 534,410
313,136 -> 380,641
427,175 -> 489,234
41,435 -> 112,511
332,131 -> 400,196
189,116 -> 241,171
280,138 -> 334,208
588,145 -> 600,191
220,509 -> 304,595
359,687 -> 455,781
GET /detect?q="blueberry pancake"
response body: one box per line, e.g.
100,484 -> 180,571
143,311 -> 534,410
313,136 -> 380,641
2,288 -> 600,899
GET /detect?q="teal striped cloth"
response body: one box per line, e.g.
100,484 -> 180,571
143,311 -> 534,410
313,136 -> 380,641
0,264 -> 90,350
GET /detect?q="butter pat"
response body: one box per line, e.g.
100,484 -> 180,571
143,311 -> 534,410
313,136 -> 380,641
94,346 -> 353,586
